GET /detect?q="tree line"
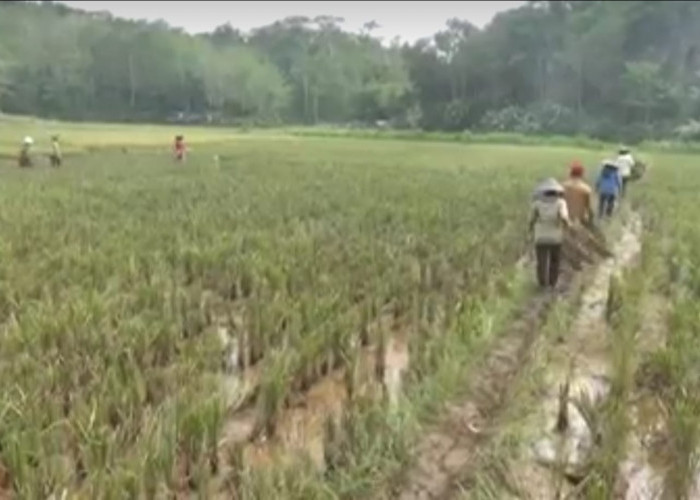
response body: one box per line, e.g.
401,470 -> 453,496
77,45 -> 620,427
2,1 -> 700,142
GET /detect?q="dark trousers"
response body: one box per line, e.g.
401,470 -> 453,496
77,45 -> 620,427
50,154 -> 61,167
598,194 -> 616,218
535,243 -> 562,288
18,152 -> 32,168
621,177 -> 629,198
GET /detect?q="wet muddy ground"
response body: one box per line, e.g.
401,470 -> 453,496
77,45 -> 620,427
392,213 -> 645,500
618,294 -> 669,500
388,274 -> 577,500
506,213 -> 644,499
210,311 -> 411,491
204,211 -> 669,500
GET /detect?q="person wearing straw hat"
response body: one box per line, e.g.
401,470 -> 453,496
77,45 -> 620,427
616,146 -> 635,198
595,159 -> 622,218
49,135 -> 62,167
529,178 -> 571,289
18,136 -> 34,168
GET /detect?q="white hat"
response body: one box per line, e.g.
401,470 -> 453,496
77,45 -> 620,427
533,178 -> 564,198
23,136 -> 34,145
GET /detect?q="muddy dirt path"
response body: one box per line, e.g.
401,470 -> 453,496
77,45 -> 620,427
384,277 -> 580,500
502,212 -> 643,499
391,213 -> 642,500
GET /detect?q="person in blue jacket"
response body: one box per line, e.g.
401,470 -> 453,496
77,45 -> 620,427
595,160 -> 622,218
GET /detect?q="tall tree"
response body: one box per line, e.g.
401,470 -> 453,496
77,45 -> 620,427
2,0 -> 700,139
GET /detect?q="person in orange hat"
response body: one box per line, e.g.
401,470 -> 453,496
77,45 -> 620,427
562,161 -> 593,225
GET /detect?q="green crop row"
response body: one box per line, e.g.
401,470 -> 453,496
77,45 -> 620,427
0,136 -> 634,497
622,154 -> 700,499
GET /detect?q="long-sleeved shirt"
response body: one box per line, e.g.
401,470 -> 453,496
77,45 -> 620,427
530,196 -> 570,244
596,166 -> 622,196
562,178 -> 593,224
616,153 -> 634,178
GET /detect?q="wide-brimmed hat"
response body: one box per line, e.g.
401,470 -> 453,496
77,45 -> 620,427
533,177 -> 564,198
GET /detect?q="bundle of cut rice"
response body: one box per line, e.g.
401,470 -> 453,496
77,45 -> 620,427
630,160 -> 647,181
562,223 -> 612,270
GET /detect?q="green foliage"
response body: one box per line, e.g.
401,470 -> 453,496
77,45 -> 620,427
0,133 -> 600,496
3,1 -> 700,138
631,150 -> 700,498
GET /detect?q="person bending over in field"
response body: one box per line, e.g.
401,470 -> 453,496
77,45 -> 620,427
174,135 -> 186,163
562,161 -> 593,225
595,160 -> 622,218
49,135 -> 62,167
529,178 -> 571,289
615,146 -> 635,198
18,136 -> 33,168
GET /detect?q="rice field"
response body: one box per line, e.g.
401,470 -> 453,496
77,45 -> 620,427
0,118 -> 698,498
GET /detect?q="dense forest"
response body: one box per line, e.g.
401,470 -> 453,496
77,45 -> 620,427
2,1 -> 700,142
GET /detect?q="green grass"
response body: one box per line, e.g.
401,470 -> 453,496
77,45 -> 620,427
2,113 -> 693,160
608,156 -> 700,499
0,117 -> 698,497
0,114 -> 289,157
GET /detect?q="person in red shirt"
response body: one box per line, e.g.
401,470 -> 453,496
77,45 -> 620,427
173,135 -> 186,162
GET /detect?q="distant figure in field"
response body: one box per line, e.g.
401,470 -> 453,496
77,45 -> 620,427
18,136 -> 34,168
529,178 -> 571,289
616,146 -> 635,197
596,160 -> 622,218
49,135 -> 62,167
174,135 -> 186,162
562,161 -> 593,225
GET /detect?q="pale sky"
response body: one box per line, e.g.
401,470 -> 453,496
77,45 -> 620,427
58,1 -> 526,43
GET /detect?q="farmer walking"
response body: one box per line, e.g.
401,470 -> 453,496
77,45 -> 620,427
562,161 -> 611,261
595,160 -> 622,218
173,135 -> 186,163
50,135 -> 62,167
616,146 -> 635,198
562,161 -> 593,225
18,136 -> 34,168
529,178 -> 572,289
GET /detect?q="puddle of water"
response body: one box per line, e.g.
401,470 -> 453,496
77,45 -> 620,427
621,462 -> 664,500
212,315 -> 410,473
691,472 -> 700,500
237,335 -> 410,470
220,357 -> 261,410
384,335 -> 410,408
620,393 -> 667,500
532,373 -> 610,480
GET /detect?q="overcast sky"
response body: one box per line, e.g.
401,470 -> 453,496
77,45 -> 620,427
58,1 -> 525,43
